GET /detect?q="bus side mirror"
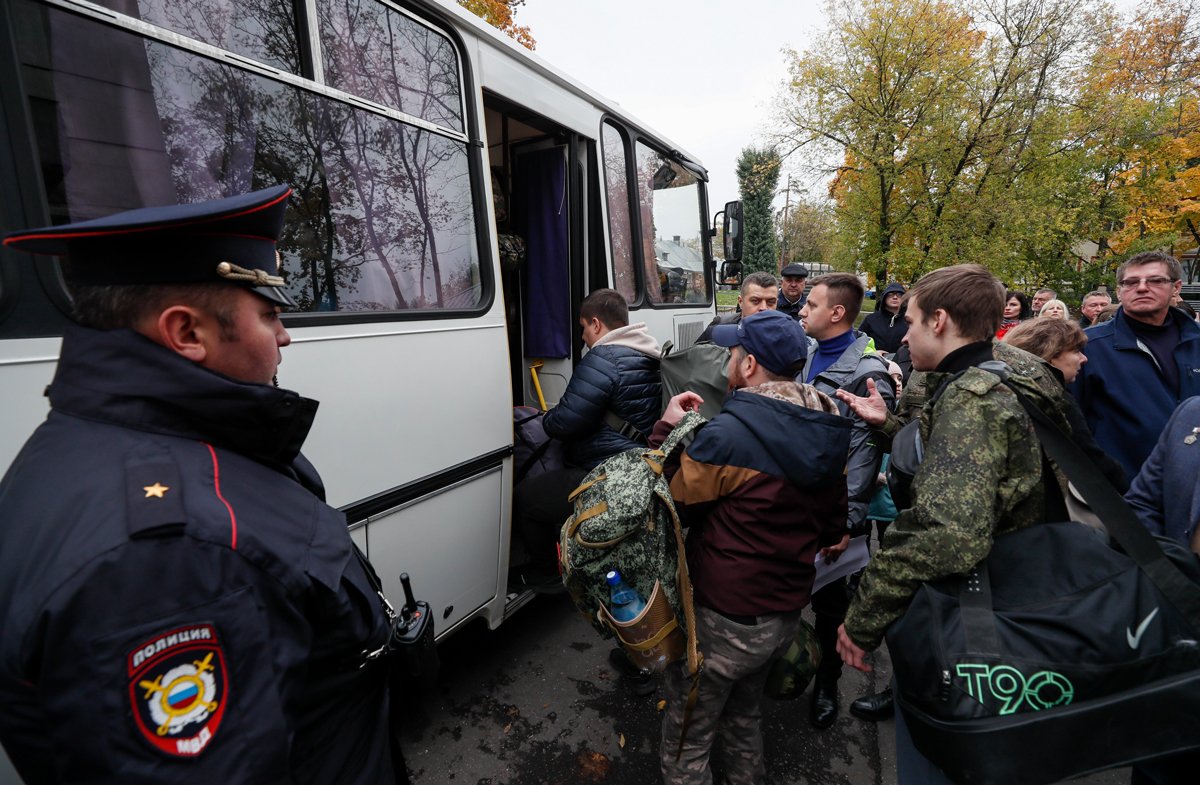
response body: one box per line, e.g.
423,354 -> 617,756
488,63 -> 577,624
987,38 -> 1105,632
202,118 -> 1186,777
720,260 -> 743,288
722,200 -> 743,263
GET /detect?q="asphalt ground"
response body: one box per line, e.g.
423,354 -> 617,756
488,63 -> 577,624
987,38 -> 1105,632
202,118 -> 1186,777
398,592 -> 1132,785
399,591 -> 888,785
400,597 -> 873,785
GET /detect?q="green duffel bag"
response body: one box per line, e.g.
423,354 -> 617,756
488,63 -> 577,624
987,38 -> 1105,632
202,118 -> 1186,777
659,340 -> 729,420
763,619 -> 822,700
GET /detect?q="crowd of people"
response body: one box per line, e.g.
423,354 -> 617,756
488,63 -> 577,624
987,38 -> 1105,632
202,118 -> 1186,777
534,256 -> 1200,785
513,254 -> 1199,785
1,178 -> 1196,785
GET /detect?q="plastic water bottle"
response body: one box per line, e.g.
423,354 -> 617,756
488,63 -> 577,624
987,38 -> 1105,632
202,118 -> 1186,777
606,570 -> 646,622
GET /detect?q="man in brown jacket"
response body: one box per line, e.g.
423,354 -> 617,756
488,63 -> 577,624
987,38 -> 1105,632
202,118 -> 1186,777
655,310 -> 851,785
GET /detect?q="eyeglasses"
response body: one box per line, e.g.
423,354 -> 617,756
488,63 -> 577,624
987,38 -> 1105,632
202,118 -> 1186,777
1117,276 -> 1177,290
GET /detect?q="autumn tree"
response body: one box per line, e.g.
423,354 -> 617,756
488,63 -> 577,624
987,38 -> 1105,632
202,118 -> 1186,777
458,0 -> 535,49
1075,0 -> 1200,280
780,0 -> 1107,289
737,146 -> 781,276
777,189 -> 837,271
781,0 -> 980,284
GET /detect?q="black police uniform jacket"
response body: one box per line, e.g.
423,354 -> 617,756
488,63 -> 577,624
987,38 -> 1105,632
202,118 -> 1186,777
0,325 -> 398,784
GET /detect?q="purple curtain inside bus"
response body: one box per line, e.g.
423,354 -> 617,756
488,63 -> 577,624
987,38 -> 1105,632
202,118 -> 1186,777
518,147 -> 570,359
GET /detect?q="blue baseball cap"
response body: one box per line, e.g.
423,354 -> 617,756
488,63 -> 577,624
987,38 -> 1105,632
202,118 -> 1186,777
711,310 -> 808,377
3,185 -> 296,306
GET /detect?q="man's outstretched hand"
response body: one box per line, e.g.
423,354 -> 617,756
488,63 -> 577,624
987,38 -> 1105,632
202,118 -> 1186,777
835,378 -> 888,427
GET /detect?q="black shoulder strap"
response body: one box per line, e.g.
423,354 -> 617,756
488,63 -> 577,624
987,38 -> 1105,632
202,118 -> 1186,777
1014,394 -> 1200,631
604,410 -> 647,444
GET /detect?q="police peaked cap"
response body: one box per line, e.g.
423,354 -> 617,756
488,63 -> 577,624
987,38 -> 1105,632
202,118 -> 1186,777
3,185 -> 296,307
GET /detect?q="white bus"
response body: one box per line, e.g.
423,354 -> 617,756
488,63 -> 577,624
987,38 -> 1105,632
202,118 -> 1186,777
0,0 -> 733,645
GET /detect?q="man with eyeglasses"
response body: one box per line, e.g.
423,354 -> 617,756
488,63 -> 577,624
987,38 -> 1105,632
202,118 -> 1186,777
1072,251 -> 1200,478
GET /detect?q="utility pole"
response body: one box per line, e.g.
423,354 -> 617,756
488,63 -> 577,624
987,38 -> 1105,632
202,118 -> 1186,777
778,174 -> 792,272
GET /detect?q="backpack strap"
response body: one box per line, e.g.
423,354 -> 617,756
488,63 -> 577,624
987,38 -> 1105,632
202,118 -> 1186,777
659,411 -> 706,459
1015,395 -> 1200,633
649,409 -> 707,761
603,410 -> 648,444
660,470 -> 705,762
965,364 -> 1200,636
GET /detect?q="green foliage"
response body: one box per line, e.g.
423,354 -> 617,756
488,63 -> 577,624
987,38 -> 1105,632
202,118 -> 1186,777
778,193 -> 837,270
737,146 -> 781,276
779,0 -> 1200,288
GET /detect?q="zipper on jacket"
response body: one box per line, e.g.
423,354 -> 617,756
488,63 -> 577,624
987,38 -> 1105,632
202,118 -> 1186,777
1133,338 -> 1163,375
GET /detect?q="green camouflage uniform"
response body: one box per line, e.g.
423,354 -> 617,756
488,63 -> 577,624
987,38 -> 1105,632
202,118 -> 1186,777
844,359 -> 1068,651
883,340 -> 1066,435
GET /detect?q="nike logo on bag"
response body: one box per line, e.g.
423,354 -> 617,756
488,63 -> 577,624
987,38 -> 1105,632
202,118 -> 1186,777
1126,608 -> 1160,649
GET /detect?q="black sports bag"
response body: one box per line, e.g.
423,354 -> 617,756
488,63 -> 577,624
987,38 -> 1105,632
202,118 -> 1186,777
886,374 -> 1200,785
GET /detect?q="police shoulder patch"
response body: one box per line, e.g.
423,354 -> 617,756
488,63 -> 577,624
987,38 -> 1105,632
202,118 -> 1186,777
127,623 -> 227,757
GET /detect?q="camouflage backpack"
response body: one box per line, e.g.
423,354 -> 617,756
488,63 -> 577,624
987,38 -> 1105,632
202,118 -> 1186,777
559,412 -> 705,673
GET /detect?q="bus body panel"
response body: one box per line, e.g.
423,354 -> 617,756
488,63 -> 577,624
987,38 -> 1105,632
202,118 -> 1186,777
0,0 -> 717,645
355,464 -> 507,635
0,339 -> 57,475
284,314 -> 511,509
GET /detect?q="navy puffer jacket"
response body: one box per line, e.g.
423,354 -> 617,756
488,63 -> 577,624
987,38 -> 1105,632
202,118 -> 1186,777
543,340 -> 662,471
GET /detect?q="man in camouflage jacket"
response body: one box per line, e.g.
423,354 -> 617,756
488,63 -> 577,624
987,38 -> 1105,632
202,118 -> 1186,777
834,265 -> 1071,782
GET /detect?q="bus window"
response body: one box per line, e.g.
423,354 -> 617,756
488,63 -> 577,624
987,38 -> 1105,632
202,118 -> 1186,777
601,122 -> 638,304
634,141 -> 708,305
12,0 -> 482,314
317,0 -> 465,133
91,0 -> 302,73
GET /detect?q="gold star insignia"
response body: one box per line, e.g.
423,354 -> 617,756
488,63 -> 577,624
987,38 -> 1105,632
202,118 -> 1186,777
143,483 -> 169,499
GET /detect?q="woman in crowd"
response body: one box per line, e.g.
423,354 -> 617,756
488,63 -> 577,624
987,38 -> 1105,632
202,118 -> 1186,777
1002,317 -> 1126,491
1038,298 -> 1071,320
996,290 -> 1032,338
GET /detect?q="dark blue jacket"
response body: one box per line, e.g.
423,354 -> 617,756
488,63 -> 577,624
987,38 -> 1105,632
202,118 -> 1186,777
1126,396 -> 1200,545
0,325 -> 397,785
543,342 -> 661,470
777,290 -> 807,319
1072,308 -> 1200,478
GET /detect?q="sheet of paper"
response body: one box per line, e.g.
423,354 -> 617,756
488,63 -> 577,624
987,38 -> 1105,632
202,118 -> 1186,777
812,535 -> 871,594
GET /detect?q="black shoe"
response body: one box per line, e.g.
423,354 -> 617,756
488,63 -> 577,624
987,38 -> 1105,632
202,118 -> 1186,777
849,687 -> 894,721
809,679 -> 839,729
608,648 -> 656,696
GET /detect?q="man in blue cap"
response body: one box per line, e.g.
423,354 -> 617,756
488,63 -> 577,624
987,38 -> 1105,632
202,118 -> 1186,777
653,310 -> 851,785
0,187 -> 406,784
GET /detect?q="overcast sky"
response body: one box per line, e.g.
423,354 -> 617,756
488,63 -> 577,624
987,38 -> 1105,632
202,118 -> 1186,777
516,0 -> 1144,217
516,0 -> 827,213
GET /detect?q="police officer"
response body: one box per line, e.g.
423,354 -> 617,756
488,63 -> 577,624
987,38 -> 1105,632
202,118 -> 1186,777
0,187 -> 405,783
777,262 -> 810,319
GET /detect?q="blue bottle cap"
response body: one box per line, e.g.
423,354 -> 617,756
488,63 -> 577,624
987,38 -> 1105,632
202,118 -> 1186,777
605,570 -> 621,586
